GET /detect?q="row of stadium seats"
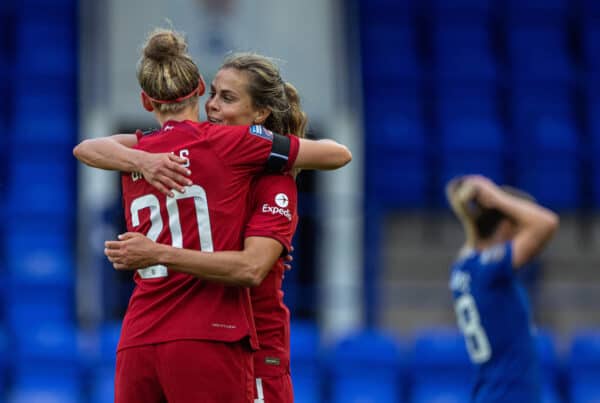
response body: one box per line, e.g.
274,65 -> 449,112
296,324 -> 600,403
364,23 -> 587,84
0,321 -> 599,403
0,1 -> 79,402
369,0 -> 600,21
361,0 -> 600,211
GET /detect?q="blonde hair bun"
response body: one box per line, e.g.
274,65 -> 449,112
143,29 -> 187,63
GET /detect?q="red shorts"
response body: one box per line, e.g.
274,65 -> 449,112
115,339 -> 254,403
254,374 -> 293,403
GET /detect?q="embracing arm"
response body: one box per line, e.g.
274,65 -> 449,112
294,138 -> 352,170
73,134 -> 145,171
105,233 -> 283,287
73,134 -> 191,196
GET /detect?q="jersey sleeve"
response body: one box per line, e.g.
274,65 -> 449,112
480,242 -> 514,282
244,174 -> 298,254
207,124 -> 298,171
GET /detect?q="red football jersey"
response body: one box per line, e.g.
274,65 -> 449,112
118,120 -> 299,352
244,173 -> 298,376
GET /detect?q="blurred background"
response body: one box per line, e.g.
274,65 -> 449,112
2,0 -> 600,401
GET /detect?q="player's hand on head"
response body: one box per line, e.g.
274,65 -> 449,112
104,232 -> 160,270
138,152 -> 192,197
466,175 -> 501,208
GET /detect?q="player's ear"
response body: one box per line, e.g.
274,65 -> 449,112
141,92 -> 155,112
253,107 -> 271,125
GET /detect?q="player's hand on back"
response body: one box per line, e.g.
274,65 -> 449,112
105,232 -> 161,270
283,246 -> 294,272
138,152 -> 192,197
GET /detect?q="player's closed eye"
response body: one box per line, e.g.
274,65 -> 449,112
220,92 -> 236,103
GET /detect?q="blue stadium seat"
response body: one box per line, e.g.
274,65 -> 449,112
100,322 -> 122,364
586,95 -> 600,207
0,0 -> 13,15
6,296 -> 73,333
433,23 -> 497,83
290,321 -> 322,403
16,16 -> 76,76
367,116 -> 428,208
505,0 -> 569,19
4,217 -> 74,332
569,330 -> 600,403
19,0 -> 75,10
515,138 -> 581,209
582,0 -> 600,18
5,216 -> 74,284
535,330 -> 562,403
511,87 -> 581,210
511,85 -> 573,132
365,83 -> 422,129
582,23 -> 600,74
12,78 -> 76,146
9,378 -> 81,403
7,159 -> 75,216
13,322 -> 80,364
88,322 -> 119,403
6,250 -> 73,289
365,84 -> 428,208
410,328 -> 473,403
329,328 -> 403,403
91,368 -> 115,403
436,84 -> 499,123
0,324 -> 8,398
0,119 -> 8,196
360,0 -> 416,23
508,26 -> 574,84
438,117 -> 506,199
10,323 -> 82,402
431,0 -> 493,19
361,24 -> 419,81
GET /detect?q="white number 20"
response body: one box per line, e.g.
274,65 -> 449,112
130,185 -> 214,279
454,293 -> 492,364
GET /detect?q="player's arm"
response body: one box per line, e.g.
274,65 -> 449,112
73,134 -> 144,171
468,176 -> 559,268
104,233 -> 282,287
294,138 -> 352,170
446,177 -> 479,249
73,134 -> 191,196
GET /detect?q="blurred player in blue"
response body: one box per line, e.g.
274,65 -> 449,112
446,175 -> 559,403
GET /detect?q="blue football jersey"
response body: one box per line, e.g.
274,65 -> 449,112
449,242 -> 541,403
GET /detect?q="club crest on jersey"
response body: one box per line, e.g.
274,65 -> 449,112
275,193 -> 289,208
249,125 -> 273,141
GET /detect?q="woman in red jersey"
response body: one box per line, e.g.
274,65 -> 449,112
102,53 -> 319,403
74,30 -> 350,403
